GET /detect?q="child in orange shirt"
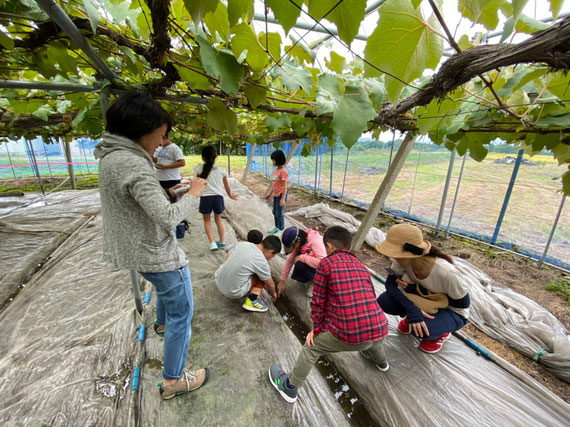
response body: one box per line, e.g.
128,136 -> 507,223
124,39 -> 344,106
264,149 -> 288,237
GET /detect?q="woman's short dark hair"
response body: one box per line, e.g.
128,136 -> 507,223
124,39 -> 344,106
323,226 -> 352,250
270,149 -> 286,166
105,91 -> 174,142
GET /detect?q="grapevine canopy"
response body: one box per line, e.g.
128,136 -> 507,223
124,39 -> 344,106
0,0 -> 569,192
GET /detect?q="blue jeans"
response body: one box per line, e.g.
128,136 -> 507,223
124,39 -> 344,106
140,265 -> 194,380
273,194 -> 285,230
377,292 -> 467,340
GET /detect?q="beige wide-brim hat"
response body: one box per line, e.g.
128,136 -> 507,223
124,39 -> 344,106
375,223 -> 431,258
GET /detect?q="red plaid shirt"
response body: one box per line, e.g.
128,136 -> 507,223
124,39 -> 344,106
311,249 -> 388,344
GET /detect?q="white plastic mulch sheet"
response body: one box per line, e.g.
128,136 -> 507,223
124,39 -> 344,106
0,189 -> 349,426
286,200 -> 570,383
0,190 -> 100,300
222,178 -> 570,425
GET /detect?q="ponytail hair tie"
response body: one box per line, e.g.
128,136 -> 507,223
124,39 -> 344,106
403,243 -> 425,256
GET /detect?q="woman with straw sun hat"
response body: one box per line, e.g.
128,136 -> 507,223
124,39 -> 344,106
375,223 -> 470,353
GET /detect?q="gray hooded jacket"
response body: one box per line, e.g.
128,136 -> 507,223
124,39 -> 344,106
94,133 -> 198,273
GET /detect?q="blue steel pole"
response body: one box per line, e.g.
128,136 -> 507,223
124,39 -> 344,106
329,140 -> 333,196
491,149 -> 524,244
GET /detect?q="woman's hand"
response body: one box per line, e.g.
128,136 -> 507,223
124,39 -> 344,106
279,197 -> 285,207
305,330 -> 315,348
396,278 -> 410,290
188,178 -> 207,198
229,193 -> 238,200
294,255 -> 301,263
409,312 -> 434,337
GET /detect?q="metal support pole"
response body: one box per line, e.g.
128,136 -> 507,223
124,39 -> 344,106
538,196 -> 566,269
436,149 -> 456,230
341,149 -> 350,199
445,152 -> 468,238
43,140 -> 54,176
314,144 -> 319,190
26,139 -> 45,196
130,270 -> 143,314
241,143 -> 256,184
298,145 -> 301,185
492,149 -> 524,244
3,141 -> 17,178
227,144 -> 231,176
329,142 -> 334,196
35,0 -> 118,81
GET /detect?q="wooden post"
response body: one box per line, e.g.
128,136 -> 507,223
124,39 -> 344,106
63,138 -> 76,189
241,143 -> 256,184
351,133 -> 416,250
285,140 -> 300,166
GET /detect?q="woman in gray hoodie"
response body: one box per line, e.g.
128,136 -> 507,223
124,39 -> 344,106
94,91 -> 209,400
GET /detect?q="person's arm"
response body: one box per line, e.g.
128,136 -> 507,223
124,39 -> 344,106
126,161 -> 204,230
156,159 -> 185,169
223,175 -> 238,200
279,249 -> 300,285
444,270 -> 471,310
310,262 -> 329,336
279,179 -> 287,207
263,180 -> 273,199
384,275 -> 423,324
263,277 -> 277,299
297,236 -> 327,269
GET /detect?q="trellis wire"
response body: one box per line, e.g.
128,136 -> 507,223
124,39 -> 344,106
42,139 -> 54,177
445,152 -> 468,238
407,142 -> 424,216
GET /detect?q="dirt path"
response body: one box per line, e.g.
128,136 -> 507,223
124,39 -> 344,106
234,170 -> 570,403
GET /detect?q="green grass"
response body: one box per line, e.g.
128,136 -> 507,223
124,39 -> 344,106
546,279 -> 570,305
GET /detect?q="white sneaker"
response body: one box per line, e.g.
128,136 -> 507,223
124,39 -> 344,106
209,242 -> 218,251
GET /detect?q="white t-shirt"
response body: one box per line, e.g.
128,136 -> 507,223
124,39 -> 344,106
392,257 -> 469,319
215,242 -> 271,299
193,164 -> 227,197
154,143 -> 184,181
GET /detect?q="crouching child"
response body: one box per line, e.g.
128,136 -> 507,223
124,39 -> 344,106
215,235 -> 281,312
268,226 -> 389,403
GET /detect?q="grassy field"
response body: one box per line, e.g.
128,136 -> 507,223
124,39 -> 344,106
2,148 -> 568,267
253,147 -> 569,266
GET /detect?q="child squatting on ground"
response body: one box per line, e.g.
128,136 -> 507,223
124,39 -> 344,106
269,226 -> 389,403
215,235 -> 282,313
194,145 -> 238,251
375,224 -> 470,353
277,226 -> 326,298
264,149 -> 288,237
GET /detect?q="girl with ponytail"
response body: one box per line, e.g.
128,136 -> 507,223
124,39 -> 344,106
193,146 -> 238,251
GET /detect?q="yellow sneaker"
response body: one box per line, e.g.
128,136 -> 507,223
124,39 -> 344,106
242,297 -> 268,312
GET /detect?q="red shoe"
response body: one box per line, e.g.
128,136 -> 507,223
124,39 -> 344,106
397,317 -> 411,334
419,333 -> 451,354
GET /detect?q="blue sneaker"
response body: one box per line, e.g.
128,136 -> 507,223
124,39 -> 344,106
269,364 -> 297,403
209,241 -> 218,251
360,350 -> 389,372
216,241 -> 226,249
267,226 -> 279,234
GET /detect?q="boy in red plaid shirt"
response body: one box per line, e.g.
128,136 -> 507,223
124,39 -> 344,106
269,226 -> 389,403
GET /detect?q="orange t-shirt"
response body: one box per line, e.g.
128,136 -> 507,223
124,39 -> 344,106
272,167 -> 288,196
